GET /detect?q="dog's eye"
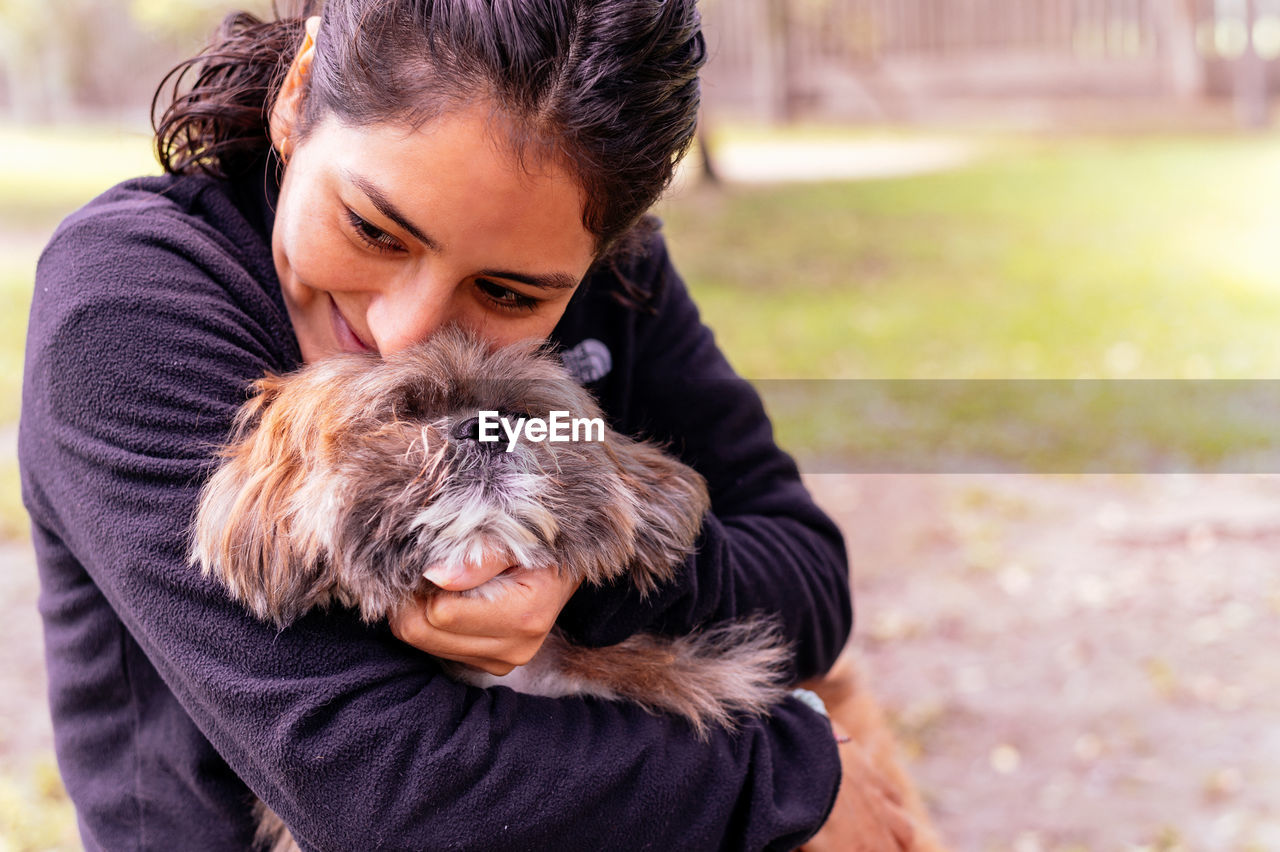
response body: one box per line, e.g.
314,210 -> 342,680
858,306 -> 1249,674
452,416 -> 485,442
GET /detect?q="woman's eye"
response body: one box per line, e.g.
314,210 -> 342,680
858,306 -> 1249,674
345,209 -> 404,253
476,279 -> 540,313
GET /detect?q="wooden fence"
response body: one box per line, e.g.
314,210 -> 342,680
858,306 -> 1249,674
699,0 -> 1276,120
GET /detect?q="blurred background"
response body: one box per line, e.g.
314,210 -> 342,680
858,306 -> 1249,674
3,1 -> 1280,850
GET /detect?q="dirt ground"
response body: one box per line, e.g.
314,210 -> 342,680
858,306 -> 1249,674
806,474 -> 1280,852
0,540 -> 54,775
4,474 -> 1279,851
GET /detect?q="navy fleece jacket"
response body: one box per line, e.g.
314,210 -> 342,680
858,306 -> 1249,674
19,158 -> 852,852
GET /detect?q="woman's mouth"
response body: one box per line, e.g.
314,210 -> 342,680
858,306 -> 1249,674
329,298 -> 376,354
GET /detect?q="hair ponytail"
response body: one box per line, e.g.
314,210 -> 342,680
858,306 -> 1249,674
152,10 -> 308,178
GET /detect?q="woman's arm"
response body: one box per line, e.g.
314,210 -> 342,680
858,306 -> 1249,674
557,233 -> 853,682
22,198 -> 841,851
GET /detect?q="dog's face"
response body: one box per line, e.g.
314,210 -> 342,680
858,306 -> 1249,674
191,328 -> 709,626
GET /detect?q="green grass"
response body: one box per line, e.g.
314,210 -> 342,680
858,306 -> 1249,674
661,133 -> 1280,381
657,131 -> 1280,471
0,124 -> 160,231
0,757 -> 79,852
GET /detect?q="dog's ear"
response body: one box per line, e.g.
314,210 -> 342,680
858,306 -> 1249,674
190,373 -> 343,627
606,437 -> 711,595
226,373 -> 286,441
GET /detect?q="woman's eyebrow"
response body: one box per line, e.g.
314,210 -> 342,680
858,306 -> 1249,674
478,269 -> 580,291
343,170 -> 441,250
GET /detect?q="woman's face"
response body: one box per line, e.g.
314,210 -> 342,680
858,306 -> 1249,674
271,105 -> 597,362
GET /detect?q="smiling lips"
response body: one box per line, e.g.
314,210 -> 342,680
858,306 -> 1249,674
329,298 -> 376,354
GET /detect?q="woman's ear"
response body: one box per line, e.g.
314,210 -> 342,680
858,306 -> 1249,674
269,15 -> 322,161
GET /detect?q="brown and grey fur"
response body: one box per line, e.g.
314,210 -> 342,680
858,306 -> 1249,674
192,326 -> 790,728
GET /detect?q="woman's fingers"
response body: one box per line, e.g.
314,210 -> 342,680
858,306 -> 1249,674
388,566 -> 582,672
421,549 -> 514,591
841,742 -> 916,851
801,722 -> 918,852
426,569 -> 568,638
388,611 -> 538,667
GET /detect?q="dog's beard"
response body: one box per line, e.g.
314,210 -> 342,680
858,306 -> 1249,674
326,429 -> 566,619
191,326 -> 789,739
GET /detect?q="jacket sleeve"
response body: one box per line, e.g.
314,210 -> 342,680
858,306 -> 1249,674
21,211 -> 842,852
558,235 -> 853,683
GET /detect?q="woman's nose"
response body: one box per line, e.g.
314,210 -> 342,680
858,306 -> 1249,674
366,276 -> 461,354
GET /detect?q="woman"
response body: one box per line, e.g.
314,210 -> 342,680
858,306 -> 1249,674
20,1 -> 904,849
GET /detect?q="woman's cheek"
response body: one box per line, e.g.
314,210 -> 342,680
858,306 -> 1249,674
286,222 -> 366,295
470,302 -> 573,348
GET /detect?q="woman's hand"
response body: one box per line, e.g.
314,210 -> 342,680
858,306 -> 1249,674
389,553 -> 582,676
800,721 -> 917,852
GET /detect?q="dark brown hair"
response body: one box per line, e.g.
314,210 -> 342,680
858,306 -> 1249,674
153,0 -> 705,269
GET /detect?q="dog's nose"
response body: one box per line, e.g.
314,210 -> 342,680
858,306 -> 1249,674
452,416 -> 484,443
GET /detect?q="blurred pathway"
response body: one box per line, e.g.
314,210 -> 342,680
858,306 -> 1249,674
0,540 -> 52,768
710,136 -> 976,184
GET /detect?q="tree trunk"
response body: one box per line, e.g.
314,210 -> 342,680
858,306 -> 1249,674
697,119 -> 720,186
1149,0 -> 1205,98
1235,0 -> 1269,129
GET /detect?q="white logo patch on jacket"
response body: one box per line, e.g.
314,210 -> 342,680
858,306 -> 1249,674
561,339 -> 613,383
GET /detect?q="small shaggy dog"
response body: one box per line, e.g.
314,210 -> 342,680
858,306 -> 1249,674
192,327 -> 790,731
190,327 -> 947,851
